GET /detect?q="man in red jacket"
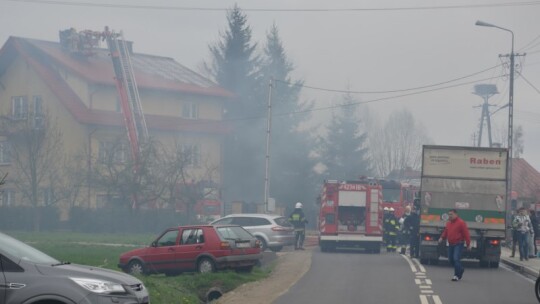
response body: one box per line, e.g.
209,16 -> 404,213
438,209 -> 471,281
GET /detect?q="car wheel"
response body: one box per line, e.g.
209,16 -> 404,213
269,246 -> 283,252
127,260 -> 145,275
198,257 -> 215,274
535,277 -> 540,303
257,237 -> 268,251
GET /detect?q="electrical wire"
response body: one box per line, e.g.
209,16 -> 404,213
4,0 -> 540,12
219,74 -> 507,123
517,71 -> 540,94
275,63 -> 503,94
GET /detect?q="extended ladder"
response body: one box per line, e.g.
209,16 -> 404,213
104,29 -> 149,163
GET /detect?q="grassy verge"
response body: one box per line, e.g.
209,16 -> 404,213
7,231 -> 272,303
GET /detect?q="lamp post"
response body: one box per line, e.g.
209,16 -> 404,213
475,20 -> 515,217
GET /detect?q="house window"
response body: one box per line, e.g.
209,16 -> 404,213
33,96 -> 44,129
181,144 -> 200,167
2,189 -> 13,206
114,142 -> 128,163
11,96 -> 28,120
0,141 -> 11,164
182,102 -> 199,119
98,141 -> 129,164
39,187 -> 54,206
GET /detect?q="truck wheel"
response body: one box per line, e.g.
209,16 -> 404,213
420,258 -> 428,265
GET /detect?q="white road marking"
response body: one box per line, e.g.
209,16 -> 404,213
402,254 -> 418,273
401,254 -> 443,304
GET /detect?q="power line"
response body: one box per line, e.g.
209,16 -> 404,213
5,0 -> 540,12
275,63 -> 503,94
517,71 -> 540,94
220,74 -> 506,123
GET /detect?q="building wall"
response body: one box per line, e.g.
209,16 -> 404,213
0,51 -> 225,214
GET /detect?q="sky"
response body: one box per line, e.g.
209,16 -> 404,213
1,0 -> 540,171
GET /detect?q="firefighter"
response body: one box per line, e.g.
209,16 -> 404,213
289,202 -> 308,250
399,206 -> 412,254
383,207 -> 390,246
385,208 -> 399,252
405,204 -> 421,258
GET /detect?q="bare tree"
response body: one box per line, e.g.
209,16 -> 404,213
89,135 -> 162,210
367,109 -> 432,178
1,112 -> 78,231
156,141 -> 220,224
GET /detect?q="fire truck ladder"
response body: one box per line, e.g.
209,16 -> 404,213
104,30 -> 149,163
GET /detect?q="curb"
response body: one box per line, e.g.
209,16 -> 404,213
500,257 -> 538,278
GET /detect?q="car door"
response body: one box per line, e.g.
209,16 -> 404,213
176,228 -> 206,271
143,229 -> 181,272
0,255 -> 6,303
0,254 -> 26,304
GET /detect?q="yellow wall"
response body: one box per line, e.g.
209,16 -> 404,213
0,51 -> 225,212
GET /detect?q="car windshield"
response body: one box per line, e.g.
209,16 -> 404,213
0,232 -> 59,264
274,217 -> 293,227
216,226 -> 253,240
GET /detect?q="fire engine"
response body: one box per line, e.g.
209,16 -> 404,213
318,179 -> 383,253
379,180 -> 419,218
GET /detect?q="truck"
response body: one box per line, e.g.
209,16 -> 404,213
380,179 -> 419,218
418,145 -> 508,268
318,179 -> 384,253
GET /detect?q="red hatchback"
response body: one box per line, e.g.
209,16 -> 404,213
118,225 -> 262,275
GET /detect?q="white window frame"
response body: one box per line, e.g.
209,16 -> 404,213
182,102 -> 199,119
0,141 -> 11,164
11,96 -> 28,120
2,189 -> 13,207
181,144 -> 200,167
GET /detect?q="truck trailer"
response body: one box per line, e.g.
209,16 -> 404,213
418,145 -> 508,268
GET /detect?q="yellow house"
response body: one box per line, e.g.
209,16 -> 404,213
0,33 -> 232,213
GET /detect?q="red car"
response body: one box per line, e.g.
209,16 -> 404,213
118,225 -> 262,275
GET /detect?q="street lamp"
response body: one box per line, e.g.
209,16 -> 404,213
475,20 -> 515,217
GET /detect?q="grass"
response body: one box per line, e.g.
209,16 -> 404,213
6,231 -> 272,303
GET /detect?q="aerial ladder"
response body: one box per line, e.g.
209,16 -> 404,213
60,27 -> 149,208
102,28 -> 148,208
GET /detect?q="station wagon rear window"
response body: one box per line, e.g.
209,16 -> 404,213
216,226 -> 253,240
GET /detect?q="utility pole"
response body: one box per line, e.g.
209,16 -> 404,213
472,84 -> 498,147
264,78 -> 274,213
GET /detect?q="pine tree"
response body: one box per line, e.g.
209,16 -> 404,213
206,5 -> 264,203
260,24 -> 318,210
318,93 -> 371,180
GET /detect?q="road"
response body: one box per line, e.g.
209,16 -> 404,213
275,249 -> 537,304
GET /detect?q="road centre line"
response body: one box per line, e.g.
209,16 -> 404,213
401,254 -> 443,304
403,254 -> 419,273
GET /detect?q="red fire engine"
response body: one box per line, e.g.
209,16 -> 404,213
318,179 -> 383,253
379,180 -> 418,218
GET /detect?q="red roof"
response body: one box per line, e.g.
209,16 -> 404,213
512,158 -> 540,200
0,36 -> 232,134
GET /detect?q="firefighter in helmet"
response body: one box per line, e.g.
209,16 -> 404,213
383,207 -> 390,245
289,202 -> 308,250
385,207 -> 399,252
398,205 -> 412,254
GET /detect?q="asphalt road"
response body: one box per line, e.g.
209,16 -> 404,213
275,248 -> 537,304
